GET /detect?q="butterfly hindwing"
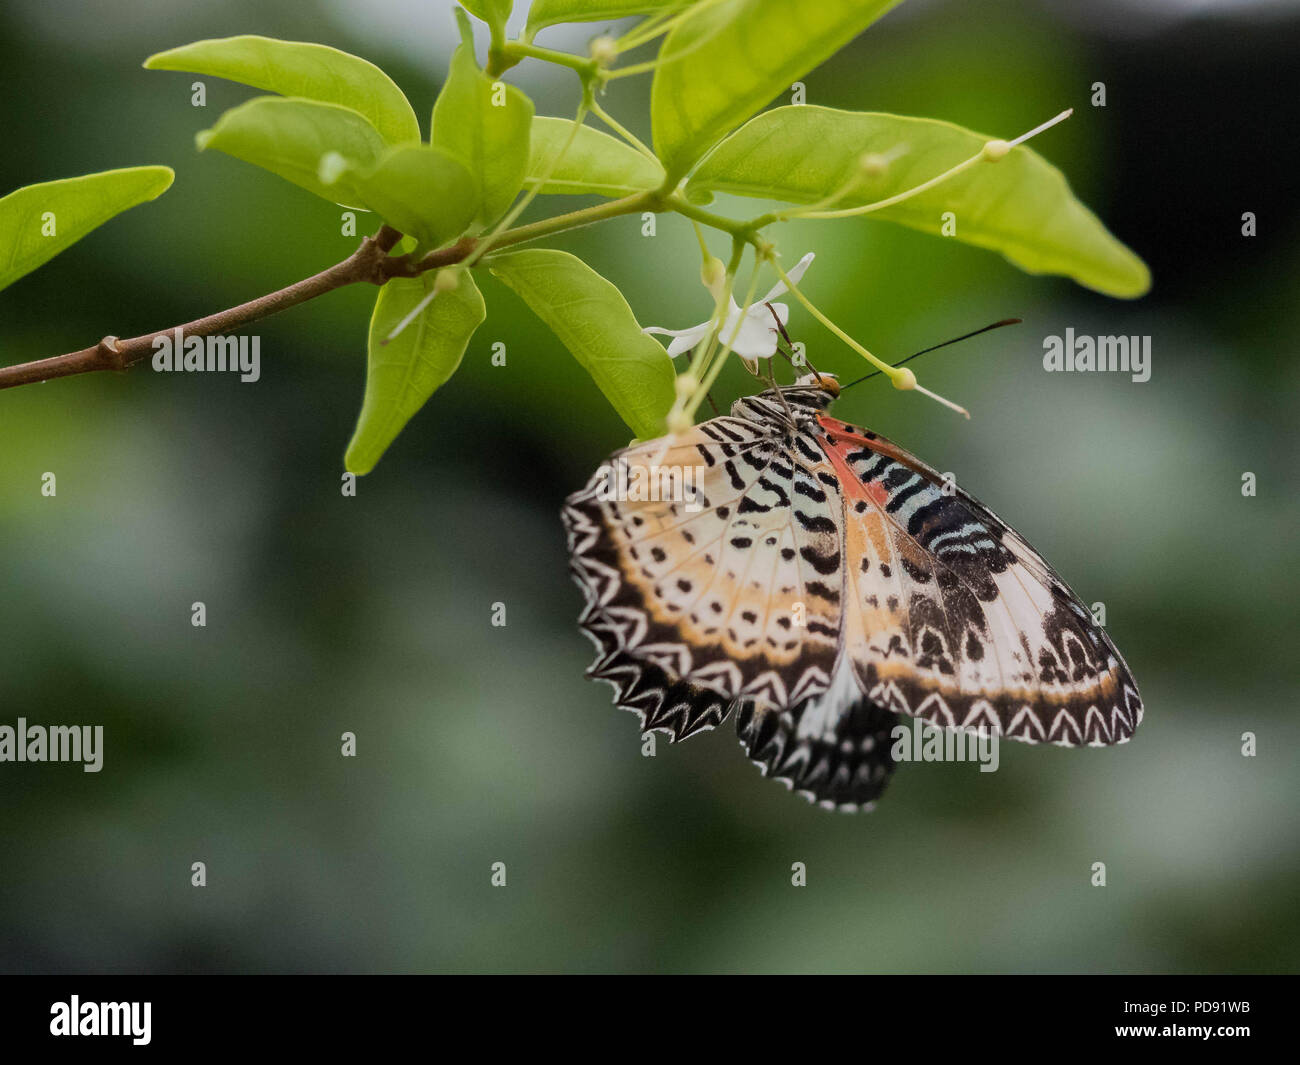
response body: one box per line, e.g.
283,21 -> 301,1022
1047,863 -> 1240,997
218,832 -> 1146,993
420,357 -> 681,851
737,695 -> 902,812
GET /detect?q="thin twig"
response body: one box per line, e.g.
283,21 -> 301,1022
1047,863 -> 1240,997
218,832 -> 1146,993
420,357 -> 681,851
0,226 -> 403,390
0,187 -> 655,392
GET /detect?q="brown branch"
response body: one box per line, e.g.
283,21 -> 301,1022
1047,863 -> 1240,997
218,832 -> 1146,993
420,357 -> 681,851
0,226 -> 472,391
0,189 -> 655,392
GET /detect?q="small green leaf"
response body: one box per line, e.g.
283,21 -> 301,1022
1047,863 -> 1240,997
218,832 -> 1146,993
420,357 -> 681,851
526,0 -> 675,34
489,249 -> 674,438
690,106 -> 1151,298
460,0 -> 514,37
145,35 -> 420,146
346,271 -> 486,475
651,0 -> 901,183
527,117 -> 665,196
0,166 -> 173,293
431,41 -> 534,228
333,145 -> 479,247
197,96 -> 388,207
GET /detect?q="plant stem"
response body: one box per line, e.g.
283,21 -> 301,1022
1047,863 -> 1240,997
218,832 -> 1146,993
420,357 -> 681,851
686,244 -> 760,421
460,90 -> 596,271
615,2 -> 694,51
384,94 -> 600,342
766,253 -> 901,381
795,152 -> 984,220
663,193 -> 756,240
588,98 -> 659,166
0,227 -> 394,390
443,190 -> 653,265
789,108 -> 1075,222
499,41 -> 597,77
1,189 -> 656,392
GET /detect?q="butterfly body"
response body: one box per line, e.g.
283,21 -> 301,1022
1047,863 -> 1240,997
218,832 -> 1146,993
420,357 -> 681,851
563,375 -> 1142,810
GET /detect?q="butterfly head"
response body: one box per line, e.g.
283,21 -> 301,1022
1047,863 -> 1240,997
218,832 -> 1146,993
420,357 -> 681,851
791,371 -> 840,399
729,372 -> 838,429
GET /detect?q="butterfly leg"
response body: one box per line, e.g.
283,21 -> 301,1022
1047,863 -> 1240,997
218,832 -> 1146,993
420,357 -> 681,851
761,357 -> 799,425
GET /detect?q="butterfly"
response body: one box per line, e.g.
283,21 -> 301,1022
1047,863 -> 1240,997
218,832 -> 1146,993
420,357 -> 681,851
562,373 -> 1143,811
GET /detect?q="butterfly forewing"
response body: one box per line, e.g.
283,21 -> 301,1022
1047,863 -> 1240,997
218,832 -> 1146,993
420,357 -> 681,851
564,418 -> 842,713
816,414 -> 1142,748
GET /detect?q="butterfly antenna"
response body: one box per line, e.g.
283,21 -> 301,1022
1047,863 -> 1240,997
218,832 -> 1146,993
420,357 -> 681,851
839,318 -> 1022,391
765,303 -> 823,379
773,342 -> 800,380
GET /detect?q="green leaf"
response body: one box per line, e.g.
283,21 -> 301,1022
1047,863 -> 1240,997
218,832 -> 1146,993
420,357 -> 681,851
489,249 -> 674,438
527,118 -> 665,196
431,41 -> 534,228
0,166 -> 173,293
145,35 -> 420,146
651,0 -> 901,183
197,96 -> 388,207
347,272 -> 485,474
346,271 -> 486,475
526,0 -> 676,34
690,106 -> 1151,298
330,145 -> 479,247
460,0 -> 513,37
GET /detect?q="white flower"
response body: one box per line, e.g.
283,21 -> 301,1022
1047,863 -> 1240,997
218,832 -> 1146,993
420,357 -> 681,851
643,252 -> 815,359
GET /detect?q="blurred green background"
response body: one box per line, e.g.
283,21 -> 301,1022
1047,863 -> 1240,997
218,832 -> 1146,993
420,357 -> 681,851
1,0 -> 1297,973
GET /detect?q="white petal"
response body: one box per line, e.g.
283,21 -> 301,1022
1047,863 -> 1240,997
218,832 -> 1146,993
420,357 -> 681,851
666,328 -> 708,357
729,312 -> 781,358
720,302 -> 747,336
715,302 -> 756,350
644,321 -> 711,357
786,251 -> 815,283
643,323 -> 706,338
760,251 -> 815,302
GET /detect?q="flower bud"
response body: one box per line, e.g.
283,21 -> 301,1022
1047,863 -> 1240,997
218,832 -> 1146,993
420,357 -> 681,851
700,254 -> 726,294
981,139 -> 1011,161
590,36 -> 619,67
891,367 -> 917,391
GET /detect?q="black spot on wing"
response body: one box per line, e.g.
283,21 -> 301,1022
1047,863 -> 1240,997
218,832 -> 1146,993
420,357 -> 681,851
799,545 -> 838,576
